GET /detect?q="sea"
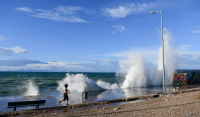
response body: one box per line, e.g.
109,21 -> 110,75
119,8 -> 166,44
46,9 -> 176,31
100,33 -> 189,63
1,71 -> 200,112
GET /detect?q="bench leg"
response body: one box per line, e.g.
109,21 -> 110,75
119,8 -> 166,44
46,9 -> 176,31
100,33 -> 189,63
36,104 -> 39,109
14,105 -> 16,111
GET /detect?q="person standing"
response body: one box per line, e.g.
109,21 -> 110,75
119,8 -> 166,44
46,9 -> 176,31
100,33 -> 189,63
59,84 -> 70,105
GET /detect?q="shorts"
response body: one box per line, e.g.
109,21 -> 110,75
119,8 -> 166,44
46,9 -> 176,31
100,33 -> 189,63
63,93 -> 69,101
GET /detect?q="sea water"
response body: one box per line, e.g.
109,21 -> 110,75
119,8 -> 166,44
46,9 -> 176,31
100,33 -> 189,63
0,72 -> 120,97
0,72 -> 125,112
1,72 -> 199,113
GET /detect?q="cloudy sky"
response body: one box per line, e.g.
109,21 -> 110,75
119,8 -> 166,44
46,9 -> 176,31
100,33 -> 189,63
0,0 -> 199,72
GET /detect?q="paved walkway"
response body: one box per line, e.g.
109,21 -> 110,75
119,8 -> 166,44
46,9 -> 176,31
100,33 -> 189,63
34,91 -> 200,117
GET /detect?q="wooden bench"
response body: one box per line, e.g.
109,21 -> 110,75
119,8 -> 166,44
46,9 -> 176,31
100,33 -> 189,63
7,100 -> 46,111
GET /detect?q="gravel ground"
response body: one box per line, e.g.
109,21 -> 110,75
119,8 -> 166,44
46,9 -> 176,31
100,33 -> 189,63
33,91 -> 200,117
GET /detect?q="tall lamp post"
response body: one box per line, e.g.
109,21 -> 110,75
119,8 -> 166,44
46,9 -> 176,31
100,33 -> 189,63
149,10 -> 165,94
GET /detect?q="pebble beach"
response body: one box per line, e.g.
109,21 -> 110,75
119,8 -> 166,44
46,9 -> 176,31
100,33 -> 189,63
1,88 -> 200,117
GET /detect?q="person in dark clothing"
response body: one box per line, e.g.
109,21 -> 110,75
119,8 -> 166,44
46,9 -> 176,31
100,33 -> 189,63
59,84 -> 70,105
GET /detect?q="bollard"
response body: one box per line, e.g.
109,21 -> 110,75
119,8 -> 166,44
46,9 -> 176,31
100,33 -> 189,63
82,92 -> 88,99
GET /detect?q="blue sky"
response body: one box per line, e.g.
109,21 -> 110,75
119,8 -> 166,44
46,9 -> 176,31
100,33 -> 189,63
0,0 -> 200,72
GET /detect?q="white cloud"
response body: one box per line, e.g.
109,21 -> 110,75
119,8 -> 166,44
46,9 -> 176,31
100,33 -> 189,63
103,3 -> 153,18
84,58 -> 118,64
175,51 -> 200,68
0,46 -> 28,56
83,9 -> 97,15
0,58 -> 46,66
191,30 -> 200,33
191,26 -> 200,33
103,5 -> 132,18
103,48 -> 159,63
112,25 -> 127,34
16,6 -> 87,23
179,45 -> 192,51
0,58 -> 118,72
102,1 -> 175,19
175,44 -> 200,68
55,6 -> 82,15
112,31 -> 116,34
16,7 -> 33,12
0,35 -> 5,40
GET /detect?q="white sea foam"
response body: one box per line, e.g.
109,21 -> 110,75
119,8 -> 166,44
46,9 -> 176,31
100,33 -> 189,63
120,28 -> 176,88
57,73 -> 120,93
57,73 -> 103,93
119,54 -> 151,88
161,28 -> 176,85
24,80 -> 39,96
97,80 -> 119,89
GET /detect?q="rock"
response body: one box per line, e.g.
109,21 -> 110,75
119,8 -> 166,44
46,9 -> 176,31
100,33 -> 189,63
95,107 -> 99,109
114,107 -> 121,110
166,95 -> 170,97
165,99 -> 168,101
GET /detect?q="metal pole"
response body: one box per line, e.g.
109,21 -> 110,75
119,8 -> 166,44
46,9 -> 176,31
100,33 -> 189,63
161,10 -> 165,94
149,10 -> 165,94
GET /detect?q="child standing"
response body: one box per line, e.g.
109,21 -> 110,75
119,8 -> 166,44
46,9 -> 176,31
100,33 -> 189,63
59,84 -> 70,105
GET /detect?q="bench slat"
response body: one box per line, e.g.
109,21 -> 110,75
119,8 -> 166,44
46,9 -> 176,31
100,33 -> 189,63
8,104 -> 45,108
8,100 -> 45,106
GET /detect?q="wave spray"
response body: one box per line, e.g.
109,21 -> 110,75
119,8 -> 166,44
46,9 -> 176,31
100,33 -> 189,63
120,28 -> 176,88
57,73 -> 119,93
24,80 -> 39,96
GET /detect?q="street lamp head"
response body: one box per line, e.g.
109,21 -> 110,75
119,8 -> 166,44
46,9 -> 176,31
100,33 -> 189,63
149,11 -> 155,14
